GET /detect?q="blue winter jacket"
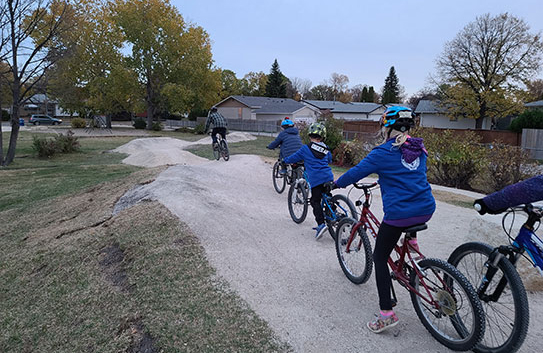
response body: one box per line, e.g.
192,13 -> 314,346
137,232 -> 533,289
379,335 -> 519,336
284,142 -> 334,188
267,127 -> 303,159
336,138 -> 435,222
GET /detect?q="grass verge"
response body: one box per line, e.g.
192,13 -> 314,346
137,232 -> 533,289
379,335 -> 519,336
0,132 -> 289,352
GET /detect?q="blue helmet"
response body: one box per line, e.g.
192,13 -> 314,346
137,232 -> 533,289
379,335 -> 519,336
380,106 -> 415,132
281,118 -> 294,128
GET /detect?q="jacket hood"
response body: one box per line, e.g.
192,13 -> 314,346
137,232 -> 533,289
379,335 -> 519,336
309,141 -> 329,159
400,137 -> 427,163
284,126 -> 299,134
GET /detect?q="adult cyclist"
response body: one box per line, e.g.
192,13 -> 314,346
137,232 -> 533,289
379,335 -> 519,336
267,117 -> 303,174
205,107 -> 228,147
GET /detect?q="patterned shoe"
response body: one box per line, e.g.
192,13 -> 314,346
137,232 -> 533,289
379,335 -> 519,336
313,223 -> 327,240
367,312 -> 399,333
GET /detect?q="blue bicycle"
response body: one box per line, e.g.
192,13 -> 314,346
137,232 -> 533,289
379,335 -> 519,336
287,171 -> 357,240
448,203 -> 543,353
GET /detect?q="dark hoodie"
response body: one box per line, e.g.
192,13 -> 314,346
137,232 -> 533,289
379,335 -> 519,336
267,127 -> 303,159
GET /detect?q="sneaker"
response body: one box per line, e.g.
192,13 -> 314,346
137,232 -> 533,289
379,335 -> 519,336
313,223 -> 327,240
367,312 -> 399,334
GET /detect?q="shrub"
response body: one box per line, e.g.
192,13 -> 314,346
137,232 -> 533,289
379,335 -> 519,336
32,136 -> 58,158
509,109 -> 543,133
193,123 -> 206,135
1,110 -> 10,121
332,138 -> 371,166
31,131 -> 80,157
318,111 -> 343,152
151,121 -> 162,131
295,121 -> 309,144
413,128 -> 486,190
133,118 -> 146,129
479,143 -> 536,193
70,117 -> 86,128
55,130 -> 80,153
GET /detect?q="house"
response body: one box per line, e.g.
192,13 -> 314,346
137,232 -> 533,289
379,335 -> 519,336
302,100 -> 384,121
525,100 -> 543,110
214,95 -> 318,123
21,94 -> 75,118
415,100 -> 492,129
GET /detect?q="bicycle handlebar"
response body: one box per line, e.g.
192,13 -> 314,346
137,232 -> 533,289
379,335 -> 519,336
353,182 -> 378,190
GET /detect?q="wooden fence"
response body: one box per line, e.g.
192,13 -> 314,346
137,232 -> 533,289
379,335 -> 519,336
522,129 -> 543,160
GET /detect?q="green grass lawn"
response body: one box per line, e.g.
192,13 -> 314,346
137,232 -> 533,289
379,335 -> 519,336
0,132 -> 139,212
186,135 -> 279,160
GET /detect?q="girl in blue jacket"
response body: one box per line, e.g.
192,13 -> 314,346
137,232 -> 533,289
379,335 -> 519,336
284,122 -> 334,239
335,106 -> 436,333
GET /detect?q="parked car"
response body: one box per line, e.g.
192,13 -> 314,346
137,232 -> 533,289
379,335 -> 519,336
29,115 -> 62,125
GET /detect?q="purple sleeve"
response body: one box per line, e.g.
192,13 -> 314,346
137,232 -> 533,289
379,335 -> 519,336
483,175 -> 543,211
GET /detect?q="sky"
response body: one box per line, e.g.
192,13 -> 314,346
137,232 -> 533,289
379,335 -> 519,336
171,0 -> 543,97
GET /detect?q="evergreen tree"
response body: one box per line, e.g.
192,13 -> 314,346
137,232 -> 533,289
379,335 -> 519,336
360,87 -> 368,102
368,86 -> 376,102
265,59 -> 287,97
382,66 -> 400,104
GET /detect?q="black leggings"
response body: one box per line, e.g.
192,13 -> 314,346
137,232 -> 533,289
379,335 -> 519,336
310,184 -> 325,225
373,222 -> 407,311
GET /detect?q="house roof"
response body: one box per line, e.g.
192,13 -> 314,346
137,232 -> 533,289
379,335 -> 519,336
216,95 -> 306,114
525,100 -> 543,108
303,100 -> 382,113
28,94 -> 58,104
414,99 -> 446,114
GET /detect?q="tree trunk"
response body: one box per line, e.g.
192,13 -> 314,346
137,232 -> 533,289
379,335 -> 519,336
4,110 -> 20,166
0,118 -> 4,166
476,100 -> 487,129
145,74 -> 154,130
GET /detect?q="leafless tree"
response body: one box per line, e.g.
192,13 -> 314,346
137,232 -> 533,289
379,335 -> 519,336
437,13 -> 543,129
289,77 -> 312,100
0,0 -> 68,166
526,79 -> 543,101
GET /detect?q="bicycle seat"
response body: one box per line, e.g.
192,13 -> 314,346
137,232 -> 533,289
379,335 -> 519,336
403,223 -> 428,234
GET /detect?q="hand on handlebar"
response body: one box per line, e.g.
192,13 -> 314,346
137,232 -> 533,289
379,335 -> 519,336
474,198 -> 505,215
324,181 -> 338,193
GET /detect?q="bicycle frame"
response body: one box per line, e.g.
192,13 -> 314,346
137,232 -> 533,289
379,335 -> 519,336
347,182 -> 454,309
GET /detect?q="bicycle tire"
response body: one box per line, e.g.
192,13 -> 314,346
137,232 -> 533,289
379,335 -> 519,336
410,258 -> 485,351
448,242 -> 529,353
325,194 -> 357,240
220,140 -> 229,161
335,217 -> 373,284
212,142 -> 220,160
288,180 -> 308,224
272,161 -> 286,194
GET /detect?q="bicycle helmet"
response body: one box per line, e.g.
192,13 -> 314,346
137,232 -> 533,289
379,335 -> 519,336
308,122 -> 326,140
281,118 -> 294,128
380,106 -> 415,132
210,107 -> 218,112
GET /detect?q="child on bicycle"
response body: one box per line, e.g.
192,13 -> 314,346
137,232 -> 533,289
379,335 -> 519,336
334,106 -> 436,333
266,118 -> 303,174
474,174 -> 543,214
284,122 -> 334,239
205,107 -> 228,147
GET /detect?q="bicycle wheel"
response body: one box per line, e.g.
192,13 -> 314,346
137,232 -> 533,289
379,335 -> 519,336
212,142 -> 220,160
410,258 -> 485,351
272,161 -> 286,194
335,217 -> 373,284
220,140 -> 229,161
448,242 -> 529,353
288,180 -> 308,224
325,194 -> 357,240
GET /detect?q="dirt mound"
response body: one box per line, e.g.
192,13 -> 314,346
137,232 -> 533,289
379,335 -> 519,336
113,132 -> 256,167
